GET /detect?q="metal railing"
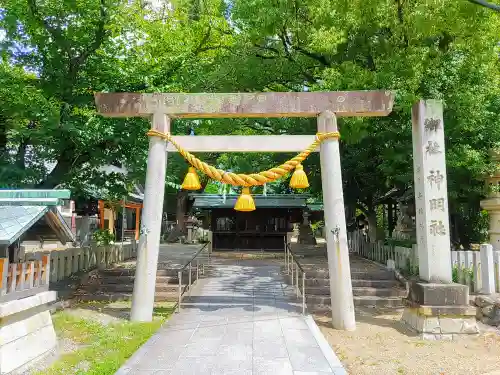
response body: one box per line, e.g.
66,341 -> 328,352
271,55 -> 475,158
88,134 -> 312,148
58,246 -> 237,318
177,242 -> 211,312
284,242 -> 306,314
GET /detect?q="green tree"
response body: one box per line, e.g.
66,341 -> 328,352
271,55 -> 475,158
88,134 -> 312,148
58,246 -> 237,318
0,0 -> 230,197
201,0 -> 500,246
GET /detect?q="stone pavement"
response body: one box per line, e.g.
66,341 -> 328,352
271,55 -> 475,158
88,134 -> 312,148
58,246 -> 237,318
115,259 -> 346,375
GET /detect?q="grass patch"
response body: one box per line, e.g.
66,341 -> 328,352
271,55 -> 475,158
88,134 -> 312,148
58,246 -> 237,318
35,302 -> 175,375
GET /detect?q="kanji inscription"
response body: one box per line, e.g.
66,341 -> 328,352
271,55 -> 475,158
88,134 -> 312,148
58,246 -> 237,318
427,170 -> 444,190
429,220 -> 446,236
429,198 -> 445,212
424,118 -> 441,132
425,141 -> 442,155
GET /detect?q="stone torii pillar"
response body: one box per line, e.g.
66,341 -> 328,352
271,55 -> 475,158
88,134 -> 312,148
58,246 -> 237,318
94,91 -> 394,326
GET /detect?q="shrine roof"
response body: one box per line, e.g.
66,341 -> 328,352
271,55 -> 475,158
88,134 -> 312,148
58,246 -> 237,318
0,190 -> 74,245
190,194 -> 309,209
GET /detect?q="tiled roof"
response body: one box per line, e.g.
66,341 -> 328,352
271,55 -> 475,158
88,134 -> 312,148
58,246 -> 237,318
0,189 -> 70,200
0,205 -> 49,245
191,194 -> 309,209
0,189 -> 75,245
0,198 -> 61,206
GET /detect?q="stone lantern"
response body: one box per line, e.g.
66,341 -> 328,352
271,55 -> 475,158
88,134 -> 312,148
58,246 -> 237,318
480,148 -> 500,250
392,196 -> 416,242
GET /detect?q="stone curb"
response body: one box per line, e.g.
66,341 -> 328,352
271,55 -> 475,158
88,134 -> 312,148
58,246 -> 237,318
304,315 -> 348,374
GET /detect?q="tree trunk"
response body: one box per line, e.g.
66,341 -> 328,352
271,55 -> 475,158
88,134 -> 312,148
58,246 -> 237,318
365,207 -> 385,243
166,180 -> 208,242
366,210 -> 378,243
387,202 -> 395,237
176,190 -> 188,233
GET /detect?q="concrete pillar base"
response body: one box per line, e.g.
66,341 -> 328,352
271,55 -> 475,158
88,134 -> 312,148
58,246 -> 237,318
401,281 -> 478,340
0,291 -> 57,374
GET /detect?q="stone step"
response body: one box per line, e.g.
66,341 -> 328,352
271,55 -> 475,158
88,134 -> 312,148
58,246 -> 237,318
100,275 -> 192,284
302,278 -> 331,287
353,287 -> 407,298
351,279 -> 402,288
98,283 -> 187,294
306,295 -> 404,308
101,268 -> 200,277
354,296 -> 404,308
324,270 -> 395,280
304,286 -> 406,298
74,290 -> 180,302
284,270 -> 396,282
302,278 -> 401,288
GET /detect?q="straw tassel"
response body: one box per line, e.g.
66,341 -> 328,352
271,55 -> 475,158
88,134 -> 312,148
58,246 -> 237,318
289,163 -> 309,189
181,167 -> 201,190
234,187 -> 256,212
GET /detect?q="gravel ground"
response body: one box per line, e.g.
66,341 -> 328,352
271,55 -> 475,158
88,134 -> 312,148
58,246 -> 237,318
15,338 -> 79,375
316,308 -> 500,375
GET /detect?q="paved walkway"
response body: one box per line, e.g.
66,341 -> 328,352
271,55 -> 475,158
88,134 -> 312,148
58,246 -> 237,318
116,259 -> 346,375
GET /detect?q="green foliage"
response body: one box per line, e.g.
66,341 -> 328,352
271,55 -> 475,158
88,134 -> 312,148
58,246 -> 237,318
451,264 -> 475,285
403,259 -> 419,278
92,229 -> 114,246
0,0 -> 231,196
310,220 -> 324,236
37,304 -> 173,375
452,265 -> 459,283
0,0 -> 499,246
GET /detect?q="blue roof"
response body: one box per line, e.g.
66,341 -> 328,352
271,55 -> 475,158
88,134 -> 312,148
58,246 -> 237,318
0,190 -> 75,245
0,205 -> 49,245
0,189 -> 70,200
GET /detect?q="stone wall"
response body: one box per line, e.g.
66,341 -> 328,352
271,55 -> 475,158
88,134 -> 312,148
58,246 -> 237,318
474,295 -> 500,327
0,291 -> 57,374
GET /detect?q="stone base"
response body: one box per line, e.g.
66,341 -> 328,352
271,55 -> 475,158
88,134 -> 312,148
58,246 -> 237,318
401,281 -> 478,340
402,304 -> 479,340
0,291 -> 57,374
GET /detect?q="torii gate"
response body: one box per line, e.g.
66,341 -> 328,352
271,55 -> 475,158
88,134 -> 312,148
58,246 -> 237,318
94,91 -> 395,330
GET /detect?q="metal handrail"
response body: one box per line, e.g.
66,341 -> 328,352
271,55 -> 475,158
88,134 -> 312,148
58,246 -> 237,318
284,242 -> 306,315
177,242 -> 211,312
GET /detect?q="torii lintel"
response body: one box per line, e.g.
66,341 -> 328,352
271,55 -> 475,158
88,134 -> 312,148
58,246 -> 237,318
94,91 -> 394,119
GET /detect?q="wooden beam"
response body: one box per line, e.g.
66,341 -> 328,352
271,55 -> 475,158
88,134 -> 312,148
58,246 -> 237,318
94,91 -> 394,118
98,200 -> 105,230
166,135 -> 319,153
135,207 -> 140,241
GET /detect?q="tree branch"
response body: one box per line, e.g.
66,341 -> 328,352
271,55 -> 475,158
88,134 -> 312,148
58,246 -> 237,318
0,115 -> 7,157
253,43 -> 281,55
468,0 -> 500,12
37,139 -> 115,188
294,46 -> 330,66
193,24 -> 212,55
152,25 -> 214,87
15,136 -> 29,170
26,0 -> 71,56
72,0 -> 108,67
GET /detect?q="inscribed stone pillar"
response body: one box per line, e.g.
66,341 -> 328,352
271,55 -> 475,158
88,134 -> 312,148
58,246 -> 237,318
130,113 -> 169,322
412,100 -> 452,283
318,111 -> 356,331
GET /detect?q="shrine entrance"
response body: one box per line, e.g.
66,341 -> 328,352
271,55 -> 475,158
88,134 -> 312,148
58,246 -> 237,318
95,91 -> 395,330
190,193 -> 306,251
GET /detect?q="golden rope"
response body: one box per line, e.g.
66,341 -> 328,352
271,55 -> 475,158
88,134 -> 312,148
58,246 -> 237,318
146,130 -> 340,187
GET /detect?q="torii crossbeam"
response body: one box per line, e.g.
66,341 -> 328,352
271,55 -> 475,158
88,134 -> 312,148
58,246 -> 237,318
95,91 -> 394,330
